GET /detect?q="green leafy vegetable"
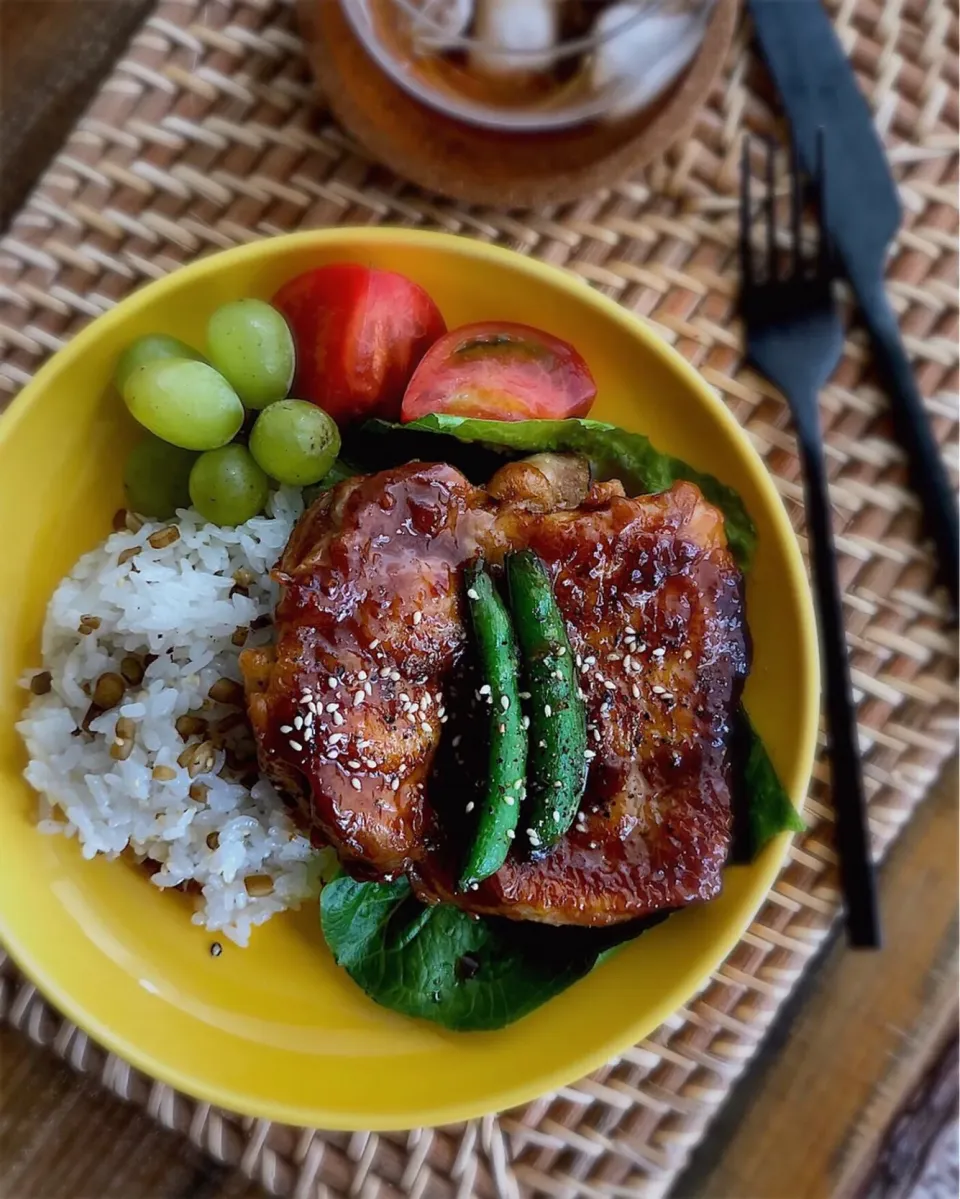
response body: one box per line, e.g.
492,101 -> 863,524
358,415 -> 757,569
321,875 -> 666,1031
730,707 -> 805,863
301,456 -> 360,506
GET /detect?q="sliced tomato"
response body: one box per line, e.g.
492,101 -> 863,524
400,321 -> 597,423
272,264 -> 446,426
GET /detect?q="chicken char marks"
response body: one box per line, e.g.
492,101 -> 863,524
241,460 -> 749,923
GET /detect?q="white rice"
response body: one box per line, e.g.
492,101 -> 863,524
17,486 -> 328,946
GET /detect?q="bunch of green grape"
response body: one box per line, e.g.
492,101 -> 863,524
117,300 -> 340,525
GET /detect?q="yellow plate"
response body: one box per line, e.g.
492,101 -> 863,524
0,230 -> 818,1129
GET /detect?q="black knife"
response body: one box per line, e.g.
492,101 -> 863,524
747,0 -> 959,614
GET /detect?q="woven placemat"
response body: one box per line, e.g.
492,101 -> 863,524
0,1 -> 957,1195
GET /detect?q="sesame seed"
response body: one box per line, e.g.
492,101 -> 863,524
506,830 -> 515,840
584,749 -> 596,759
470,882 -> 480,890
500,695 -> 510,711
351,778 -> 362,791
364,681 -> 372,695
466,588 -> 479,600
652,647 -> 666,658
632,684 -> 641,699
514,779 -> 524,789
391,778 -> 400,791
354,691 -> 365,706
519,691 -> 531,700
544,704 -> 552,718
505,796 -> 515,805
369,639 -> 379,649
499,723 -> 506,734
662,692 -> 674,701
557,646 -> 566,657
329,733 -> 344,744
553,809 -> 560,820
390,671 -> 401,682
603,680 -> 616,691
422,722 -> 431,733
522,715 -> 530,730
452,735 -> 462,747
365,758 -> 377,768
554,780 -> 562,789
575,655 -> 583,668
585,656 -> 596,666
413,611 -> 422,625
399,693 -> 410,703
358,671 -> 367,681
279,725 -> 292,734
348,759 -> 362,769
326,703 -> 338,713
421,693 -> 432,708
289,740 -> 303,752
652,685 -> 666,694
466,801 -> 475,813
478,684 -> 491,696
327,749 -> 339,759
683,649 -> 693,660
624,655 -> 633,670
589,841 -> 598,849
539,740 -> 547,748
333,712 -> 344,726
294,715 -> 303,729
636,643 -> 647,652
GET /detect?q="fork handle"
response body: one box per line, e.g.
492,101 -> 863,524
856,276 -> 959,617
795,415 -> 882,949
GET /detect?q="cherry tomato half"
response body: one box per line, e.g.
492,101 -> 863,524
272,264 -> 446,426
400,321 -> 597,424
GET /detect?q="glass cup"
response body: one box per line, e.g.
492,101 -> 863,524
341,0 -> 718,132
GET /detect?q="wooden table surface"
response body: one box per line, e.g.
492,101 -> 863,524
1,4 -> 957,1197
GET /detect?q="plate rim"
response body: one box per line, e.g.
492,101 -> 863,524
0,227 -> 820,1129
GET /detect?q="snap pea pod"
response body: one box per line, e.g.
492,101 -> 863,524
459,560 -> 528,890
506,550 -> 587,852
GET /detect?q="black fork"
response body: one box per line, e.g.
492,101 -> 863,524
739,133 -> 880,949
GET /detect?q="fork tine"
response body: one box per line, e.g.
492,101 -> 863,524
790,139 -> 804,277
815,125 -> 833,280
739,136 -> 753,287
765,137 -> 777,281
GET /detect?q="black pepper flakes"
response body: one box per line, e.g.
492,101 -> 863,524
210,942 -> 223,958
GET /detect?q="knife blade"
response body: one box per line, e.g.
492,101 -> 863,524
747,0 -> 959,613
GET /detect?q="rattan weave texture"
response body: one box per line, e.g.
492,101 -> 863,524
0,1 -> 957,1196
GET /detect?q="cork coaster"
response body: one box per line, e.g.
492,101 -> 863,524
301,0 -> 740,206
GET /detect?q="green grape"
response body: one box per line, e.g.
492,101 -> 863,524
249,400 -> 341,486
206,299 -> 295,409
114,334 -> 204,394
123,359 -> 244,451
123,436 -> 197,519
188,445 -> 269,526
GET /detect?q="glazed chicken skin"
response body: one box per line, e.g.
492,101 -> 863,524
241,459 -> 749,924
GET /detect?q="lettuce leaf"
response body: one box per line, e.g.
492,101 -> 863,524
358,415 -> 757,570
321,876 -> 667,1032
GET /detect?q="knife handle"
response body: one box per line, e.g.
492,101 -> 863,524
857,279 -> 959,616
